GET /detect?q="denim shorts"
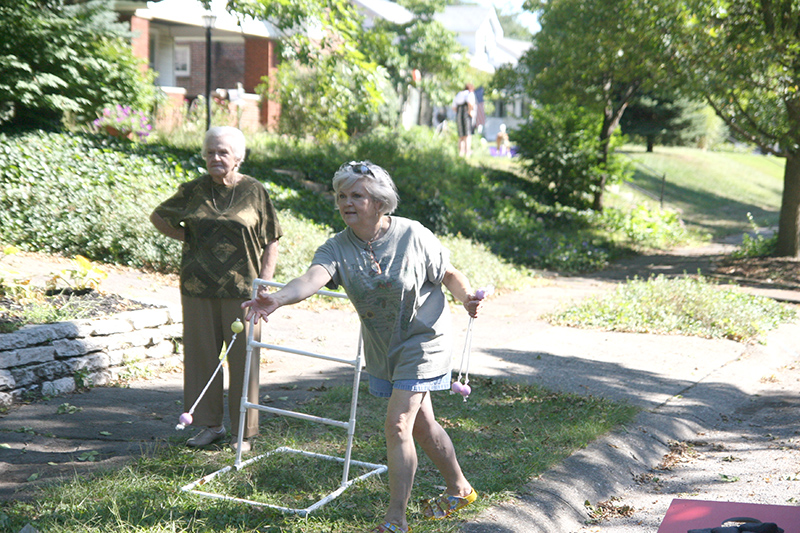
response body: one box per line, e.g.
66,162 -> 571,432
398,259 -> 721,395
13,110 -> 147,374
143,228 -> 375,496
368,372 -> 451,398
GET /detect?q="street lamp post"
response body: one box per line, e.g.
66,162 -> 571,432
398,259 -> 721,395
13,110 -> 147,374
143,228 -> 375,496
202,13 -> 217,131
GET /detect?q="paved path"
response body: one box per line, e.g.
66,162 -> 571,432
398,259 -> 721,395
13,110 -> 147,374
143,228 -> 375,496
1,247 -> 799,532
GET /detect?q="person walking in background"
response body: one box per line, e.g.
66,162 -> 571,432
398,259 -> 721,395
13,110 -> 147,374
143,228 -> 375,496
452,84 -> 476,157
241,161 -> 483,533
150,126 -> 282,453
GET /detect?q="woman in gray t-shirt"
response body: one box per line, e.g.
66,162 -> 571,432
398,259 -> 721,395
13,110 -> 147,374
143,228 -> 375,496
242,161 -> 484,533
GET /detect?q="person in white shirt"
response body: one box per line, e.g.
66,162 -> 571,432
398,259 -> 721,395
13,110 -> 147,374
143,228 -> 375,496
452,84 -> 476,157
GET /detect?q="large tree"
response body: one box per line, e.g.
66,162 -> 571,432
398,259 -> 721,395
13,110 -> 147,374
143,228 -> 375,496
621,95 -> 716,152
219,0 -> 389,140
0,0 -> 156,129
362,14 -> 470,112
521,0 -> 683,210
224,0 -> 468,135
674,1 -> 800,257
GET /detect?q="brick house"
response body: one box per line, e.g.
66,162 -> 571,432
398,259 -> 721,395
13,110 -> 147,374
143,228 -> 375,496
114,0 -> 282,131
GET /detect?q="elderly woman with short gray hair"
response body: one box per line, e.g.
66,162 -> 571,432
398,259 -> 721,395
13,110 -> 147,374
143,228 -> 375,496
150,126 -> 282,453
241,160 -> 482,533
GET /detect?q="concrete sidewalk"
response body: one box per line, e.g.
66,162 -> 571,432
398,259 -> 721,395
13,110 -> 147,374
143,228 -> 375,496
1,251 -> 800,532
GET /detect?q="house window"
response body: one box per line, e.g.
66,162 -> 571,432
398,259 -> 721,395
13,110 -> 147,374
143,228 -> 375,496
174,45 -> 190,77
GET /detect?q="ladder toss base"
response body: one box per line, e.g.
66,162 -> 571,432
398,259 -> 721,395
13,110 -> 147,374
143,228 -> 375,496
180,279 -> 387,515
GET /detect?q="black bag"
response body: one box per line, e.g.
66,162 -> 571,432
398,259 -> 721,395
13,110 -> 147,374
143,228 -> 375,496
688,516 -> 784,533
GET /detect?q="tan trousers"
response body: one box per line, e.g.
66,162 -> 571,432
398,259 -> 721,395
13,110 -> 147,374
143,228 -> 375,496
181,296 -> 261,438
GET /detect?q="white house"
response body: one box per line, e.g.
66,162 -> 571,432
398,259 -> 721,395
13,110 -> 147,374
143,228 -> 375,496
435,5 -> 506,74
350,0 -> 414,28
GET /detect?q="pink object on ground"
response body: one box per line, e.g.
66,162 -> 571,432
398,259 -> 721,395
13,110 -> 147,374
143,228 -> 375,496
179,412 -> 193,426
658,498 -> 800,532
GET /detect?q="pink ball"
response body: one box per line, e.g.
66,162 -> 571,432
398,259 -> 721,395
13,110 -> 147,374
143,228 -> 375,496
475,289 -> 486,300
460,384 -> 471,397
179,412 -> 193,426
451,382 -> 464,394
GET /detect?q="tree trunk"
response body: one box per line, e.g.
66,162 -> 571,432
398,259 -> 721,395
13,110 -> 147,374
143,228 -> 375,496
775,150 -> 800,257
646,136 -> 655,152
593,82 -> 637,211
593,108 -> 620,211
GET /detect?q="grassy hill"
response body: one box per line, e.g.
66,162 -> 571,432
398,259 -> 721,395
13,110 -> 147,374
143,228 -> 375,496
618,146 -> 784,240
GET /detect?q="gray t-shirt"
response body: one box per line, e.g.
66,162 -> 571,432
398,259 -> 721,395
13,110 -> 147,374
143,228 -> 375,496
312,216 -> 453,381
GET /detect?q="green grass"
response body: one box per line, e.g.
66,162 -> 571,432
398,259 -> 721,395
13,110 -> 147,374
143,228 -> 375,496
621,146 -> 784,239
546,275 -> 797,342
0,378 -> 637,532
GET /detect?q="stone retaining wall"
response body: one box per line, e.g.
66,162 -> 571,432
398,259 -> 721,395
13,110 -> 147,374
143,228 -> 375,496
0,308 -> 183,407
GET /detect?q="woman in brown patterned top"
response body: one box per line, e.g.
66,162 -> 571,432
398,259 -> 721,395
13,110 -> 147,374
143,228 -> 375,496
150,126 -> 282,453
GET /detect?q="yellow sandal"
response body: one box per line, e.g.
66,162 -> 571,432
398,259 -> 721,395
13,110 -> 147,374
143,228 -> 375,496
421,488 -> 478,520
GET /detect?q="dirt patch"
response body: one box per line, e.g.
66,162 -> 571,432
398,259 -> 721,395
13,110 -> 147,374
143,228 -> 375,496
713,255 -> 800,289
0,290 -> 160,332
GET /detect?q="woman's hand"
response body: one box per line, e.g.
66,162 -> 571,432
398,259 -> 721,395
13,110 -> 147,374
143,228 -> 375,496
463,290 -> 486,318
242,265 -> 333,324
241,292 -> 280,323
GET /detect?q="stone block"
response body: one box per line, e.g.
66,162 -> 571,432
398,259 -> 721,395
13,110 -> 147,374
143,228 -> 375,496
69,353 -> 110,374
85,331 -> 148,353
162,323 -> 183,339
0,369 -> 14,390
33,361 -> 70,383
42,377 -> 76,397
0,322 -> 80,351
3,345 -> 56,368
9,367 -> 34,388
106,349 -> 124,366
145,340 -> 178,359
88,369 -> 113,387
53,338 -> 105,358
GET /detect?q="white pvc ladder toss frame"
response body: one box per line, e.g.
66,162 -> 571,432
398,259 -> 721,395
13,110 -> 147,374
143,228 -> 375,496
180,279 -> 388,516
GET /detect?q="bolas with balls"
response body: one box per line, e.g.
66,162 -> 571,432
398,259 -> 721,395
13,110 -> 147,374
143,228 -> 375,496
451,381 -> 471,397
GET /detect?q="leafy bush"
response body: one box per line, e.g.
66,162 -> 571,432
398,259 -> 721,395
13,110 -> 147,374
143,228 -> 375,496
0,129 -> 696,282
0,1 -> 159,129
514,103 -> 632,209
731,212 -> 777,259
599,205 -> 691,250
0,131 -> 188,270
547,275 -> 796,342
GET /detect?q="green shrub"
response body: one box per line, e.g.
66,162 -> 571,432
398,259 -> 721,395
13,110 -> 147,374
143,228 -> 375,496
514,103 -> 632,209
0,129 -> 696,282
599,204 -> 691,250
0,131 -> 188,270
731,212 -> 777,259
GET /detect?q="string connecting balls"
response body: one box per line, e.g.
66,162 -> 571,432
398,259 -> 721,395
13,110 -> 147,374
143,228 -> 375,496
451,287 -> 489,402
175,318 -> 243,430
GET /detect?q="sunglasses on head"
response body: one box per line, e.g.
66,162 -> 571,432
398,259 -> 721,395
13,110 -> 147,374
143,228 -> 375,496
340,161 -> 374,177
